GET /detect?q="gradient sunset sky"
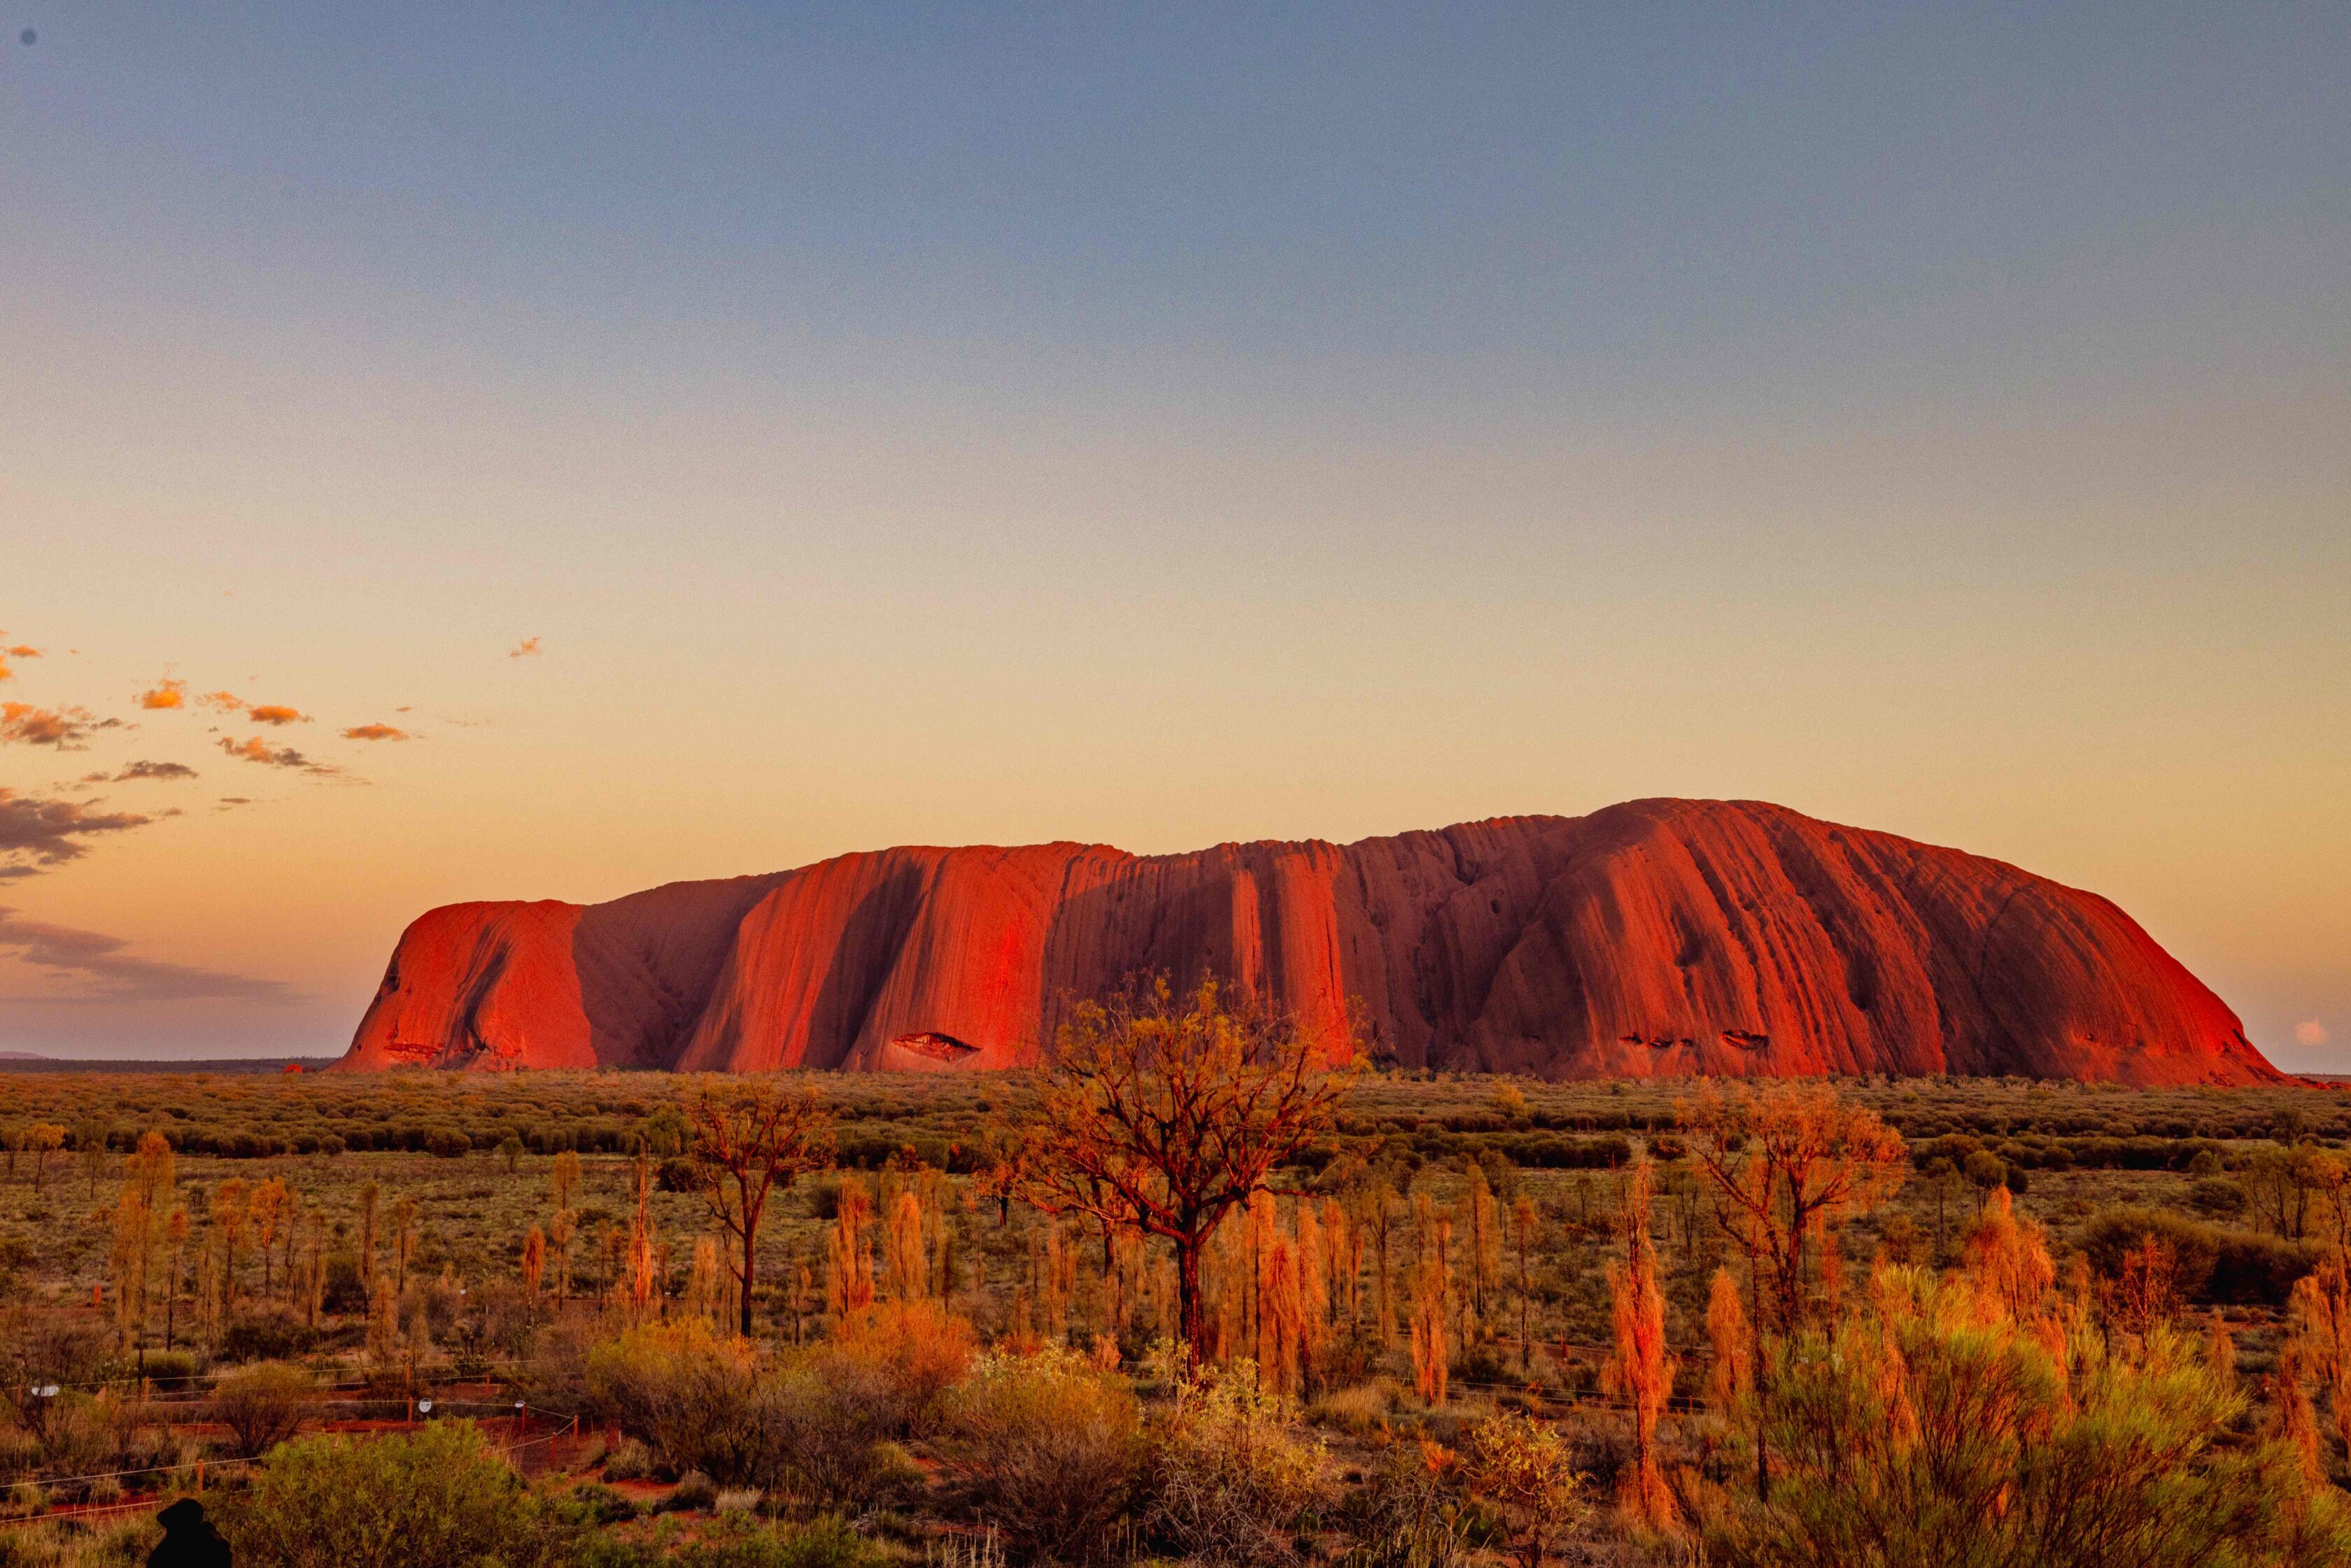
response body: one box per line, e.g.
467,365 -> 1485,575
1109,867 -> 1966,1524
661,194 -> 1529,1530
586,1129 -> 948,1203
3,5 -> 2345,1065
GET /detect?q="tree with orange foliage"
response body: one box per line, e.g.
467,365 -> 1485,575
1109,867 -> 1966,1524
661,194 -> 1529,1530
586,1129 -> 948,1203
1602,1157 -> 1676,1530
108,1186 -> 150,1355
164,1206 -> 189,1349
1679,1082 -> 1907,1336
216,1176 -> 250,1315
1014,976 -> 1357,1360
623,1145 -> 661,1323
1509,1191 -> 1539,1373
687,1079 -> 836,1335
1408,1257 -> 1448,1406
828,1180 -> 877,1315
2275,1330 -> 2327,1483
521,1225 -> 546,1297
1961,1185 -> 2056,1325
113,1131 -> 175,1357
1679,1081 -> 1904,1502
885,1189 -> 929,1300
2290,1252 -> 2351,1462
1260,1236 -> 1304,1397
248,1177 -> 289,1300
23,1123 -> 63,1193
2106,1235 -> 2181,1345
1703,1266 -> 1752,1413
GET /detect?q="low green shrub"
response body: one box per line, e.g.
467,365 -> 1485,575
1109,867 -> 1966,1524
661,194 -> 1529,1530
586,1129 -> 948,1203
659,1513 -> 882,1568
2186,1177 -> 2247,1219
602,1438 -> 660,1483
587,1322 -> 917,1509
663,1471 -> 719,1514
1696,1279 -> 2351,1568
1334,1445 -> 1466,1568
209,1360 -> 313,1459
761,1353 -> 916,1510
217,1420 -> 579,1568
1306,1382 -> 1392,1435
945,1349 -> 1145,1564
0,1514 -> 157,1565
569,1481 -> 640,1524
588,1322 -> 768,1486
1148,1366 -> 1327,1568
2078,1206 -> 2320,1306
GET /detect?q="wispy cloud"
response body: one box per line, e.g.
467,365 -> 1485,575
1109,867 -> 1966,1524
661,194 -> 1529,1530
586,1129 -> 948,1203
0,789 -> 152,880
2297,1019 -> 2330,1049
1,703 -> 118,749
108,761 -> 199,782
509,637 -> 542,658
3,647 -> 41,659
197,691 -> 243,713
138,678 -> 187,710
218,736 -> 313,768
0,907 -> 299,1004
217,736 -> 351,779
246,704 -> 308,726
341,723 -> 414,742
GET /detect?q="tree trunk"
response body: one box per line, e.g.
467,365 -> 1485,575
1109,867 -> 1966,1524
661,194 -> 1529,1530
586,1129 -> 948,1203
1749,1260 -> 1770,1504
1177,1234 -> 1206,1362
1517,1261 -> 1530,1374
739,1225 -> 758,1337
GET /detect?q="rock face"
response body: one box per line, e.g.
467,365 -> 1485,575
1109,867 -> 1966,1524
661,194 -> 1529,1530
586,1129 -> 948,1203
338,799 -> 2281,1085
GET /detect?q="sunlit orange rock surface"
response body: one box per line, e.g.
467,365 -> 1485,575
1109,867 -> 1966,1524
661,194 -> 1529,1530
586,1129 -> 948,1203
337,799 -> 2281,1085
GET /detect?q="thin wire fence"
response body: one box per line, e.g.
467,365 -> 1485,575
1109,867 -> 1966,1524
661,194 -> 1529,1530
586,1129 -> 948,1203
0,1401 -> 591,1530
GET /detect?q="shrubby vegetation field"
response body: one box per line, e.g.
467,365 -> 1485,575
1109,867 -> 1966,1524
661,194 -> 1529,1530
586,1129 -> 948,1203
1,1033 -> 2350,1567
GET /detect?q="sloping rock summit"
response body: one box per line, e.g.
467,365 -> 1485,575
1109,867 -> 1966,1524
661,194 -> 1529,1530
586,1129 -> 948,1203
337,798 -> 2280,1085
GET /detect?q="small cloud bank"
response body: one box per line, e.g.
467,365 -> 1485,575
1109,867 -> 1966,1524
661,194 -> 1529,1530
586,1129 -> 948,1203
509,637 -> 542,658
197,691 -> 243,713
246,704 -> 308,726
217,737 -> 353,779
110,761 -> 199,782
1,703 -> 116,749
0,907 -> 299,1004
0,789 -> 151,880
341,723 -> 414,742
2296,1019 -> 2330,1049
139,679 -> 187,710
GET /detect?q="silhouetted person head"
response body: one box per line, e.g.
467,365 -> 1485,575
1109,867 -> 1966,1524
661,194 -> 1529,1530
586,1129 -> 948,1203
148,1497 -> 232,1567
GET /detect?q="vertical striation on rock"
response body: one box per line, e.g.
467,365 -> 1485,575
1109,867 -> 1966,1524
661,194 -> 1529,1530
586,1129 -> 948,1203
337,799 -> 2281,1085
